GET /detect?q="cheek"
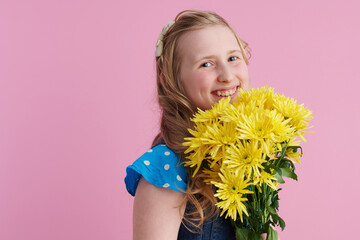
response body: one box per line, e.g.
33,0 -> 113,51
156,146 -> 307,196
236,67 -> 251,89
190,72 -> 213,90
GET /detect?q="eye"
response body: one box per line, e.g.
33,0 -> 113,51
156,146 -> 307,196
228,56 -> 238,62
200,62 -> 212,68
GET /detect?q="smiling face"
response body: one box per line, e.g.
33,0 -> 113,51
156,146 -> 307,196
178,25 -> 251,110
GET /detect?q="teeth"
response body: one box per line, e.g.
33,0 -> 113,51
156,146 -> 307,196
216,87 -> 237,97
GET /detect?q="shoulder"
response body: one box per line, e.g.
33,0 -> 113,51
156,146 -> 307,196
133,176 -> 186,239
125,145 -> 188,196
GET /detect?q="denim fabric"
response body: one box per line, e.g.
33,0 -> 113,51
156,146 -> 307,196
178,202 -> 236,240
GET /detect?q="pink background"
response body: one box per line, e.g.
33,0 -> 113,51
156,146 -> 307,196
1,0 -> 359,239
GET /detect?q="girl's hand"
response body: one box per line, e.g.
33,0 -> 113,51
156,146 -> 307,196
133,177 -> 186,240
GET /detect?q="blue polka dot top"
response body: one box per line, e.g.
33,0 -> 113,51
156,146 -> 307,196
125,144 -> 188,196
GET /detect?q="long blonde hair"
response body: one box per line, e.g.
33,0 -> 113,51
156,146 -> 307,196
151,9 -> 251,230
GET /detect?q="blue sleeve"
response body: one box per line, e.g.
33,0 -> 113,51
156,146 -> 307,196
124,144 -> 188,196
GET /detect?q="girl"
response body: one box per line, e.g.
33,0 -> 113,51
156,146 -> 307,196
125,9 -> 268,240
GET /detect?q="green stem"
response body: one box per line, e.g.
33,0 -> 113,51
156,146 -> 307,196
275,140 -> 290,167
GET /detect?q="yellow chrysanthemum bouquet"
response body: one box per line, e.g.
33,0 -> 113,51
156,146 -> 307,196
183,86 -> 313,240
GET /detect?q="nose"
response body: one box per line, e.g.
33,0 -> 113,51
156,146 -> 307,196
217,62 -> 234,83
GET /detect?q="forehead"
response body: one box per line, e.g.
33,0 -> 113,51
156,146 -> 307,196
177,25 -> 241,61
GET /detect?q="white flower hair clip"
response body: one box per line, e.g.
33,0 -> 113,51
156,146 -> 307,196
155,20 -> 175,57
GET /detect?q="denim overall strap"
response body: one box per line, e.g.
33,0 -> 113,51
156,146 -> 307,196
177,202 -> 236,240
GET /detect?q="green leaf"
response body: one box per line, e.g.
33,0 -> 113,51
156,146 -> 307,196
263,163 -> 277,172
278,140 -> 290,159
266,197 -> 272,207
278,216 -> 286,231
236,227 -> 262,240
287,145 -> 303,155
280,168 -> 298,181
287,159 -> 296,169
270,214 -> 286,231
279,160 -> 291,168
267,227 -> 278,240
272,197 -> 279,210
266,206 -> 277,215
248,231 -> 263,240
274,171 -> 285,183
236,227 -> 249,240
278,158 -> 295,169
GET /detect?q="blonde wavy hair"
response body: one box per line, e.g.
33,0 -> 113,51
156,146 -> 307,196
151,9 -> 252,231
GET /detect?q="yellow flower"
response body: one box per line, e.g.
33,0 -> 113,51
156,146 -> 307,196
225,140 -> 267,179
203,161 -> 222,184
266,109 -> 296,143
237,110 -> 273,139
234,85 -> 275,110
183,150 -> 208,177
235,107 -> 297,156
284,138 -> 303,163
202,122 -> 238,164
183,98 -> 241,176
192,97 -> 235,124
253,170 -> 279,191
272,94 -> 313,142
182,86 -> 312,207
212,167 -> 253,221
285,148 -> 302,164
222,101 -> 257,123
235,109 -> 276,155
184,121 -> 238,176
183,124 -> 210,175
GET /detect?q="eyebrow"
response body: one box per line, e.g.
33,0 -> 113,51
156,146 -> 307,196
194,50 -> 243,63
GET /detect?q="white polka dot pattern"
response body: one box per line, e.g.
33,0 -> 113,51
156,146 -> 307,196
125,144 -> 187,196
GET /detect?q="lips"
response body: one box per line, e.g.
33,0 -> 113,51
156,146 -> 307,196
212,86 -> 239,97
